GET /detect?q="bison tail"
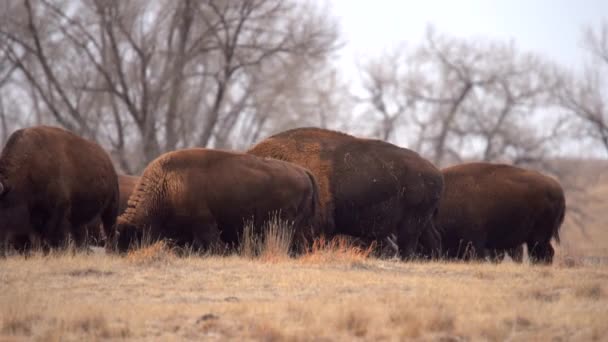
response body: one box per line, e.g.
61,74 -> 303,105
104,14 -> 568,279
101,184 -> 120,246
305,170 -> 320,226
553,197 -> 566,245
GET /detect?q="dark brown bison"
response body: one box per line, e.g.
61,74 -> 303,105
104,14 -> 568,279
0,126 -> 119,253
85,174 -> 139,246
247,127 -> 444,259
114,148 -> 321,253
430,162 -> 565,264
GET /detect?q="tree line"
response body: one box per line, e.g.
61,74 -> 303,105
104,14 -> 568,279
0,0 -> 606,176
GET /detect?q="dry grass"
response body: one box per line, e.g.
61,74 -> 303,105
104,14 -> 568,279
1,250 -> 607,341
300,235 -> 375,265
239,216 -> 295,262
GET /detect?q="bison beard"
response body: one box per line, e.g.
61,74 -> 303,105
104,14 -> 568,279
112,148 -> 323,254
247,127 -> 444,259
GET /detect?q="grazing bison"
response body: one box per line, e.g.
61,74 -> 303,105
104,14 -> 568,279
86,174 -> 139,246
114,148 -> 321,253
247,127 -> 444,258
431,162 -> 565,264
0,126 -> 119,253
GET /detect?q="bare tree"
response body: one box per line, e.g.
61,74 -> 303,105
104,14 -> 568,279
557,20 -> 608,156
0,0 -> 339,172
358,26 -> 564,168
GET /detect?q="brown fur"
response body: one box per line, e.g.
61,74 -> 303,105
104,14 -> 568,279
0,126 -> 119,253
432,162 -> 566,264
114,148 -> 322,253
247,127 -> 444,258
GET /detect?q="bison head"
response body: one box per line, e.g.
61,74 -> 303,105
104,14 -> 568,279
115,221 -> 144,253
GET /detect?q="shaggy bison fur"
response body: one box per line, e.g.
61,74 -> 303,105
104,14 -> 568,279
431,162 -> 565,264
0,126 -> 119,253
114,148 -> 322,253
247,127 -> 444,259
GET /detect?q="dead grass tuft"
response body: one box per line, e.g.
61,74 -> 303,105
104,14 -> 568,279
70,314 -> 111,337
43,313 -> 130,340
1,296 -> 39,337
248,321 -> 285,342
426,312 -> 455,333
557,255 -> 582,268
68,268 -> 114,277
528,289 -> 561,302
126,240 -> 175,265
239,216 -> 294,262
575,283 -> 604,300
1,314 -> 36,336
504,316 -> 533,329
389,311 -> 422,339
299,236 -> 375,264
337,310 -> 369,337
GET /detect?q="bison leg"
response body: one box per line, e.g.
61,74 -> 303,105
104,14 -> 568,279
70,224 -> 91,252
101,194 -> 119,249
417,222 -> 442,260
397,217 -> 424,260
191,220 -> 221,253
41,208 -> 71,253
527,241 -> 554,265
12,234 -> 33,255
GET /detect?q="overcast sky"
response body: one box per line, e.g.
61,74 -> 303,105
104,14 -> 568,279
329,0 -> 608,75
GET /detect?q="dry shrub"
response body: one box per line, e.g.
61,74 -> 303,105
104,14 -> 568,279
126,240 -> 175,265
239,216 -> 294,262
299,236 -> 374,264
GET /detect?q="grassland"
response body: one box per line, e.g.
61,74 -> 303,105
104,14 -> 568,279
0,242 -> 607,341
1,163 -> 607,341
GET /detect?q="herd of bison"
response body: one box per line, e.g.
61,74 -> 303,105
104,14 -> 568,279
0,126 -> 565,264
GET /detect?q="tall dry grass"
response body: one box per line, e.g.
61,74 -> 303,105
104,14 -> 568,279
239,216 -> 295,262
300,235 -> 376,264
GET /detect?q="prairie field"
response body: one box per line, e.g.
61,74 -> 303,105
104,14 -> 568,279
1,165 -> 607,342
1,246 -> 607,341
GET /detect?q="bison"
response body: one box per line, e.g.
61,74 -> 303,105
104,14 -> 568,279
430,162 -> 565,264
247,127 -> 444,259
0,126 -> 119,253
114,148 -> 322,253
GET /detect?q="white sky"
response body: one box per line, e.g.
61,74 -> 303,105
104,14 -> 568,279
329,0 -> 608,74
325,1 -> 608,157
